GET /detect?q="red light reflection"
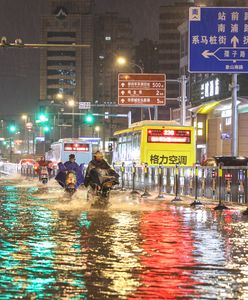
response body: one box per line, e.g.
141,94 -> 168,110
129,209 -> 201,299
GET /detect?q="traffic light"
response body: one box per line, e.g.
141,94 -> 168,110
37,113 -> 48,123
43,126 -> 50,132
8,121 -> 16,134
9,125 -> 16,133
84,113 -> 95,125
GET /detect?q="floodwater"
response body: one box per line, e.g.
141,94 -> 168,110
1,176 -> 248,299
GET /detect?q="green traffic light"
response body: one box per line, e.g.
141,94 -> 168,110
43,126 -> 50,132
84,114 -> 95,125
9,125 -> 16,133
39,114 -> 48,122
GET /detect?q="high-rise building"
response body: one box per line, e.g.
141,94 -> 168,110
94,12 -> 134,104
159,0 -> 194,112
135,39 -> 159,74
40,0 -> 95,103
93,12 -> 134,136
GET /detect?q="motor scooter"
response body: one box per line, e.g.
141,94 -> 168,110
64,170 -> 77,196
39,166 -> 49,184
55,162 -> 84,197
87,168 -> 119,208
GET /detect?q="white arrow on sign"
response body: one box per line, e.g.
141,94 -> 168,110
231,35 -> 239,48
121,90 -> 125,95
121,82 -> 125,87
202,49 -> 215,58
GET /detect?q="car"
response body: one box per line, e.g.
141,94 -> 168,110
201,158 -> 217,167
0,158 -> 8,167
19,159 -> 36,167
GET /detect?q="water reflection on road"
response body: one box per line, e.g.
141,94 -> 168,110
1,177 -> 248,299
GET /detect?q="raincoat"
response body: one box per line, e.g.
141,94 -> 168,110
55,161 -> 84,189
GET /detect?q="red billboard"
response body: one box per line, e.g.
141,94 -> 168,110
118,73 -> 166,106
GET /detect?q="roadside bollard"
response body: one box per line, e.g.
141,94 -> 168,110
243,168 -> 248,215
190,166 -> 203,206
120,162 -> 126,191
141,163 -> 151,197
214,164 -> 229,210
156,164 -> 165,199
238,170 -> 245,203
212,168 -> 217,199
224,171 -> 232,202
172,164 -> 181,202
130,162 -> 139,195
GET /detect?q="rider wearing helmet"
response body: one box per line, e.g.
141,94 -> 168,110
84,151 -> 112,188
35,156 -> 53,177
55,154 -> 84,188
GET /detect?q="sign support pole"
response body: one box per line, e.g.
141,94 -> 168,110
180,75 -> 187,126
231,73 -> 239,157
154,106 -> 158,120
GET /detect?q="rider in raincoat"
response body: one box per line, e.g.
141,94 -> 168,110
55,154 -> 84,189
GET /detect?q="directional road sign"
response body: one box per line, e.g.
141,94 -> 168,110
118,73 -> 166,106
79,102 -> 91,109
189,7 -> 248,73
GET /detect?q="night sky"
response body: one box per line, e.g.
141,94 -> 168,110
0,0 -> 164,118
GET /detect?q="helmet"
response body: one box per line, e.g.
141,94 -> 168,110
69,154 -> 75,159
94,151 -> 103,159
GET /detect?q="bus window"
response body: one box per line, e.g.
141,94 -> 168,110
131,132 -> 141,161
113,120 -> 195,166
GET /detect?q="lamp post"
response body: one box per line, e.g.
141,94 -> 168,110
95,126 -> 100,138
21,114 -> 28,154
116,56 -> 150,121
68,98 -> 75,138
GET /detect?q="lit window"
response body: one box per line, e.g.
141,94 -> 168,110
215,78 -> 220,95
105,36 -> 111,41
226,117 -> 231,126
197,129 -> 203,136
210,80 -> 214,96
197,122 -> 203,129
200,84 -> 204,99
205,82 -> 209,97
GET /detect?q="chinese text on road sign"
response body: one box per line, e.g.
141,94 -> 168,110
79,102 -> 91,110
189,7 -> 248,73
118,73 -> 166,106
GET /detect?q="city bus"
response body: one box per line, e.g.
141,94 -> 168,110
112,120 -> 195,166
47,138 -> 94,166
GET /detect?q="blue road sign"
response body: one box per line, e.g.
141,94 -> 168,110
189,7 -> 248,73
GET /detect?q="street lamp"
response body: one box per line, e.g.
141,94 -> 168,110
116,56 -> 148,121
95,126 -> 100,138
56,92 -> 64,101
116,56 -> 144,73
68,98 -> 75,138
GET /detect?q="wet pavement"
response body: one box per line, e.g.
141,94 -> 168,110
1,176 -> 248,299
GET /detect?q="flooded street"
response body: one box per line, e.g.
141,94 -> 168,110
1,177 -> 248,299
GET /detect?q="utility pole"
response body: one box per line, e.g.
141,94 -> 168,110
230,73 -> 239,157
179,75 -> 188,126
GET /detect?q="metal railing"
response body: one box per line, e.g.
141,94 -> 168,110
113,164 -> 248,205
14,162 -> 248,206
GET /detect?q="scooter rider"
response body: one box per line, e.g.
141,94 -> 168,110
84,151 -> 117,189
55,154 -> 84,188
35,156 -> 53,178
